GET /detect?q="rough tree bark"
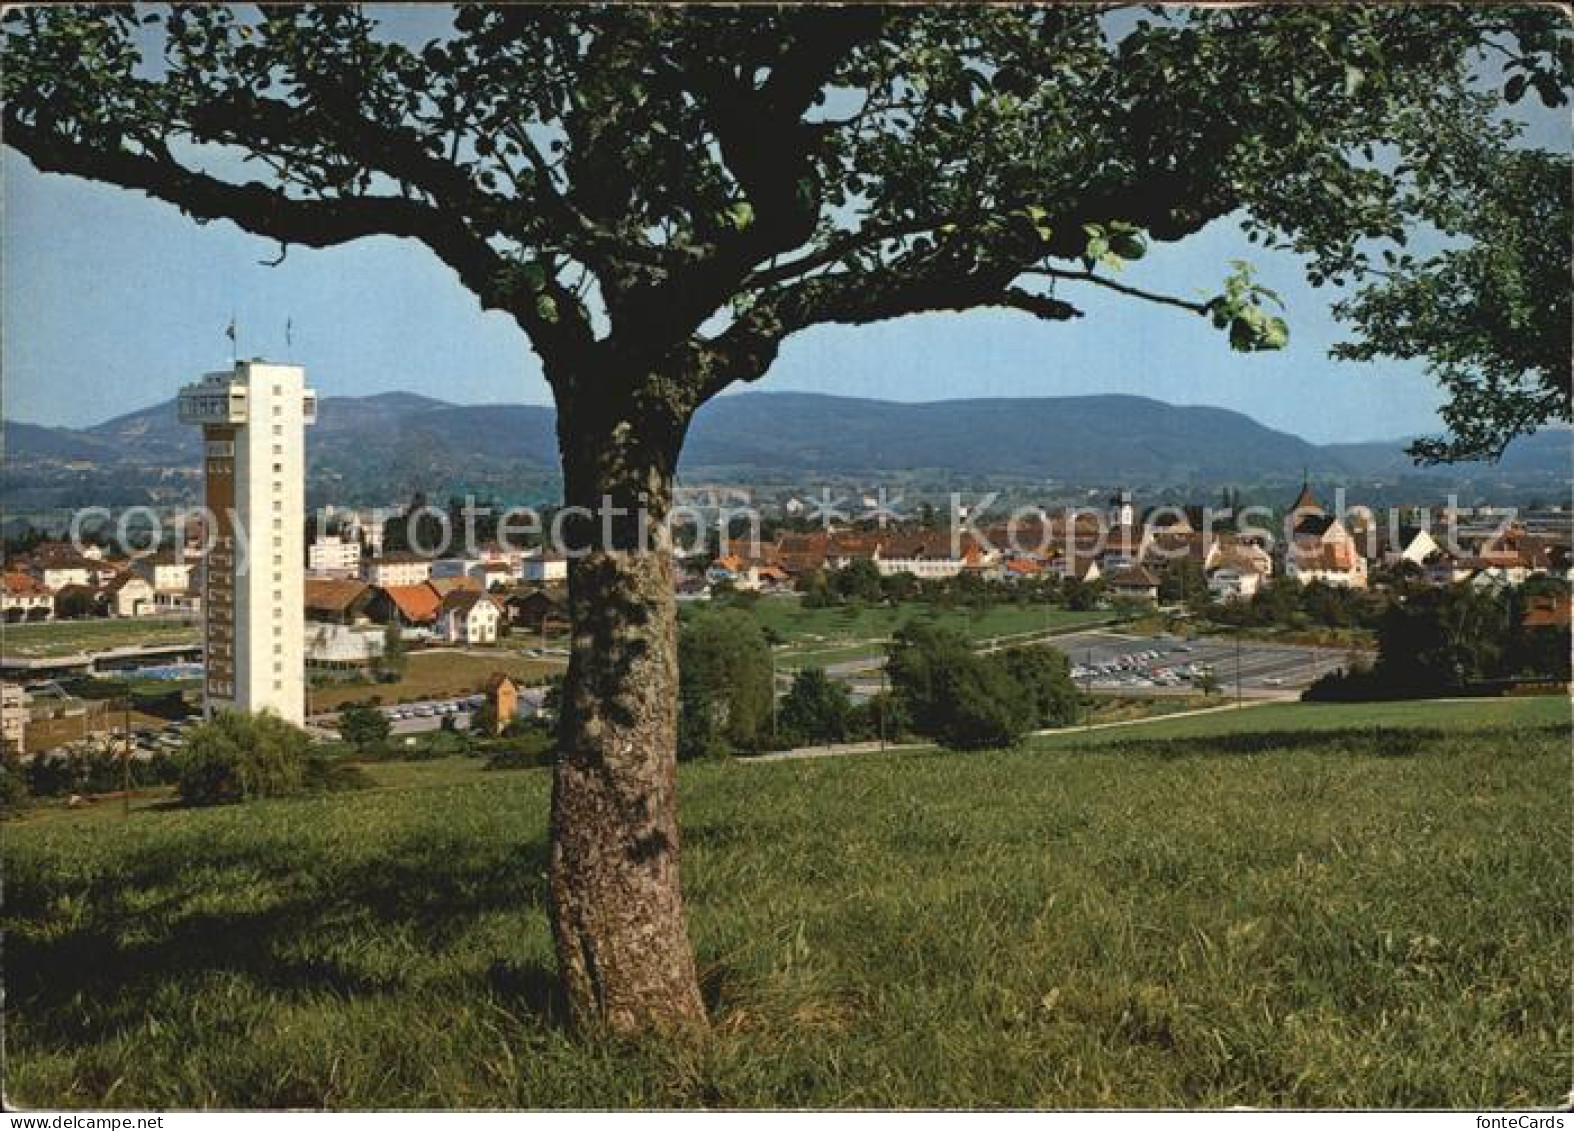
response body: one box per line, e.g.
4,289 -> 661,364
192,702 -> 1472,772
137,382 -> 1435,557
547,372 -> 707,1033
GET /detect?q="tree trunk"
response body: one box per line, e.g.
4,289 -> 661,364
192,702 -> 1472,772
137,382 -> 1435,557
547,384 -> 707,1034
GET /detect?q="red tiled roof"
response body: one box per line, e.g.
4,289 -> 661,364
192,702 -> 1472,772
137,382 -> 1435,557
1108,565 -> 1159,588
2,571 -> 50,596
304,578 -> 371,614
381,583 -> 442,623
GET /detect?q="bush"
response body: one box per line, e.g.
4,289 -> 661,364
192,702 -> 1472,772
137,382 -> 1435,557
1303,659 -> 1387,702
19,742 -> 178,799
929,657 -> 1029,750
886,623 -> 1042,750
848,691 -> 911,744
993,645 -> 1080,728
778,667 -> 852,746
482,727 -> 555,770
338,702 -> 391,753
1,755 -> 29,815
174,711 -> 320,806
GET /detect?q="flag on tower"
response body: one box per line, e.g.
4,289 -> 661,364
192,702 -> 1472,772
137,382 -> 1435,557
225,316 -> 236,342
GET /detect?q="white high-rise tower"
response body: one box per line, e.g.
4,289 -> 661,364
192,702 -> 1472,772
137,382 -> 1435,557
178,362 -> 317,724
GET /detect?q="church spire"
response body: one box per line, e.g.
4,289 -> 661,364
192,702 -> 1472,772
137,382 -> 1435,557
1290,471 -> 1323,516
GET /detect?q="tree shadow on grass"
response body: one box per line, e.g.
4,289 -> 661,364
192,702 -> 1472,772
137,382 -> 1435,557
6,830 -> 561,1046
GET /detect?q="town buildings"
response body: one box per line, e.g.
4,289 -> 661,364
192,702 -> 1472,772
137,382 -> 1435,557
178,361 -> 317,724
2,572 -> 54,622
1282,484 -> 1368,589
307,533 -> 363,578
520,551 -> 568,584
363,551 -> 433,588
132,550 -> 193,593
436,589 -> 503,645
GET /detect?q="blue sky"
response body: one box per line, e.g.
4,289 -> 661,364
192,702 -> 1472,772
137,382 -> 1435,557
3,29 -> 1566,445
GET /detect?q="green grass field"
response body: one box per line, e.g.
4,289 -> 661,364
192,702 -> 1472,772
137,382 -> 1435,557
1,617 -> 200,658
4,698 -> 1567,1108
311,650 -> 565,712
1035,695 -> 1569,748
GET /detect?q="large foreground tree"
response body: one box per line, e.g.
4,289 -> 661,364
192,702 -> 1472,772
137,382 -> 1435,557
5,5 -> 1567,1033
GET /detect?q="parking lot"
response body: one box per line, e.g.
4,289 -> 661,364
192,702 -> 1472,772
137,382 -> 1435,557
1051,630 -> 1353,695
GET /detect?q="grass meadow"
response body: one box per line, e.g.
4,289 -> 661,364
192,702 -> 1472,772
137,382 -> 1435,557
309,650 -> 565,712
4,699 -> 1568,1108
1,617 -> 200,658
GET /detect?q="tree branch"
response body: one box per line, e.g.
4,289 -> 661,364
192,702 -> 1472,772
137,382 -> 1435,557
1025,268 -> 1210,315
5,115 -> 588,366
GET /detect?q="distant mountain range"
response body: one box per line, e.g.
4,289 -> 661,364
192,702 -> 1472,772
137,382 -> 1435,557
4,390 -> 1569,509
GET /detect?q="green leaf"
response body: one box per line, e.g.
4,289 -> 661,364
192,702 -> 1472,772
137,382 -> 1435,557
534,295 -> 558,324
1259,315 -> 1290,349
520,261 -> 548,292
726,201 -> 754,231
1109,229 -> 1146,261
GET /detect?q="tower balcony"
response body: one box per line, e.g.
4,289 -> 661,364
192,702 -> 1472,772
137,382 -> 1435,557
178,377 -> 249,426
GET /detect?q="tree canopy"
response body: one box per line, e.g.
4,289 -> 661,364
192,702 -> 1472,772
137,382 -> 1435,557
5,6 -> 1567,454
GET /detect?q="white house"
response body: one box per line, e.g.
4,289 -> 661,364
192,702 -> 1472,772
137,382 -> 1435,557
521,551 -> 568,584
307,533 -> 363,578
364,552 -> 433,588
1207,566 -> 1263,602
104,573 -> 156,617
473,561 -> 516,590
1056,556 -> 1102,584
1,572 -> 53,622
1378,525 -> 1441,568
1106,564 -> 1160,603
37,561 -> 94,590
860,533 -> 994,580
436,590 -> 503,645
133,551 -> 193,593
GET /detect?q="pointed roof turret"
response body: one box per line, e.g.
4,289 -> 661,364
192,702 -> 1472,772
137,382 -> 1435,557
1290,474 -> 1323,516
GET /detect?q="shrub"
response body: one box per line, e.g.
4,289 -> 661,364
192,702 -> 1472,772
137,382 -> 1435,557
886,623 -> 1034,750
174,711 -> 316,806
338,702 -> 391,753
778,667 -> 852,746
929,658 -> 1029,750
993,645 -> 1080,728
1,755 -> 29,815
482,727 -> 555,771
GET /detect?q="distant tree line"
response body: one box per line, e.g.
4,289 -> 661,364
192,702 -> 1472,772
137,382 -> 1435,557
1307,582 -> 1571,700
799,560 -> 1105,613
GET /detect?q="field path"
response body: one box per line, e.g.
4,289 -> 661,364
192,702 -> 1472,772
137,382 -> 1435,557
749,696 -> 1288,763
